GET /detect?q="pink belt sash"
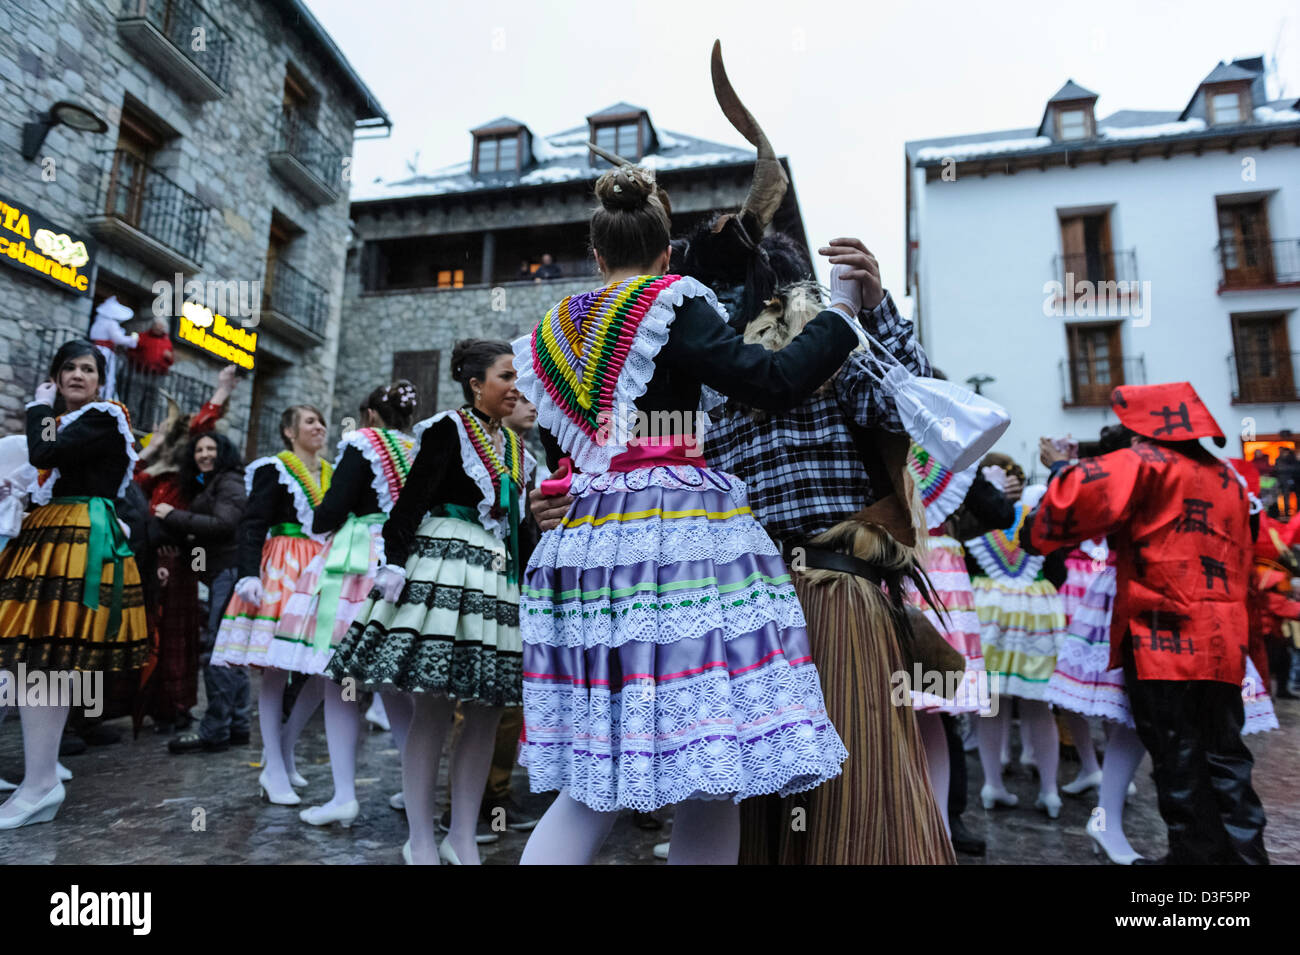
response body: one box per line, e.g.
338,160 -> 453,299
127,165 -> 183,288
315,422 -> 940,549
541,435 -> 707,496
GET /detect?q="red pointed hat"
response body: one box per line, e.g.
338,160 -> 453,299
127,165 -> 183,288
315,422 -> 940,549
1230,457 -> 1261,496
1110,382 -> 1225,447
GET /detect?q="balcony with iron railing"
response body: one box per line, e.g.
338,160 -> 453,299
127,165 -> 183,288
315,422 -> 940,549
116,0 -> 231,101
1059,355 -> 1146,407
1228,351 -> 1300,403
261,258 -> 329,345
268,107 -> 344,205
1216,238 -> 1300,292
1052,249 -> 1140,286
87,149 -> 210,272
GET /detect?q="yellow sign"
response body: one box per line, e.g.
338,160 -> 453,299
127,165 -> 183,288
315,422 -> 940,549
178,303 -> 258,370
0,193 -> 95,296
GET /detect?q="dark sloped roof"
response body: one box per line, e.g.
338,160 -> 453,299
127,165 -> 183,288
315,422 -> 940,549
471,116 -> 529,132
271,0 -> 388,125
587,102 -> 648,119
1048,79 -> 1098,103
1199,61 -> 1259,85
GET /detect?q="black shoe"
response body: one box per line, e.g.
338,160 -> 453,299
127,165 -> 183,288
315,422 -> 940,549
439,809 -> 500,844
58,733 -> 87,757
78,723 -> 121,746
229,729 -> 251,745
482,798 -> 539,832
632,810 -> 664,831
168,732 -> 228,754
949,816 -> 986,856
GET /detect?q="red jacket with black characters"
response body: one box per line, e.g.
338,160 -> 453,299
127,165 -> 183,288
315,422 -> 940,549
1025,443 -> 1251,685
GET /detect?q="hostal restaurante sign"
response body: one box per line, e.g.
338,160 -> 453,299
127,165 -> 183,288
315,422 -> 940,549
0,193 -> 96,296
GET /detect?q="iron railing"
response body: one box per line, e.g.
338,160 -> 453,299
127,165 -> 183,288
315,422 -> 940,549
1228,351 -> 1300,403
1059,355 -> 1145,407
263,258 -> 329,337
272,107 -> 343,193
97,149 -> 210,263
118,0 -> 232,89
1216,237 -> 1300,289
1052,249 -> 1140,286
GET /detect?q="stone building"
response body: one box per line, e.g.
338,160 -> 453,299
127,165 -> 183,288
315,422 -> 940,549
1,0 -> 387,456
336,104 -> 810,422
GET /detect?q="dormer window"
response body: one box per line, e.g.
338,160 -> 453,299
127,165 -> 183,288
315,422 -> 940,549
1058,109 -> 1088,141
593,121 -> 640,163
476,133 -> 519,174
469,119 -> 529,177
1207,87 -> 1248,125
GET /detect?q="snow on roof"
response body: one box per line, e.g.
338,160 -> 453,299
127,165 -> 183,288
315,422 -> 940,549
352,125 -> 754,203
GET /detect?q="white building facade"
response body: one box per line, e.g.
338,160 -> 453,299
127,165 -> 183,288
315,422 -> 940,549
906,58 -> 1300,479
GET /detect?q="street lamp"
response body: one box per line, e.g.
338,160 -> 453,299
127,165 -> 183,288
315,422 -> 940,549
966,374 -> 995,395
21,100 -> 109,161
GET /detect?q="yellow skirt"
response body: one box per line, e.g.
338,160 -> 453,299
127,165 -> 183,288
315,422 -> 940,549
0,500 -> 148,672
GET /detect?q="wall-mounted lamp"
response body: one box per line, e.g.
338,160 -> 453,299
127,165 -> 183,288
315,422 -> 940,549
21,100 -> 109,161
966,374 -> 995,395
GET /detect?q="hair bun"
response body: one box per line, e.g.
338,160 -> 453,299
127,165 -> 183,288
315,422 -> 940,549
388,379 -> 419,411
595,166 -> 655,212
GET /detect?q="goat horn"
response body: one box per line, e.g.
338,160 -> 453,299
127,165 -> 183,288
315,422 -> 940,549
711,39 -> 788,239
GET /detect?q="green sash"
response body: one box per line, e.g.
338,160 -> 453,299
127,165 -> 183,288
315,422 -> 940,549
269,522 -> 308,539
53,496 -> 133,640
309,512 -> 385,653
429,500 -> 518,584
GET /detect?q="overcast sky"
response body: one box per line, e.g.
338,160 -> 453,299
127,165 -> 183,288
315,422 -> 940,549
307,0 -> 1298,300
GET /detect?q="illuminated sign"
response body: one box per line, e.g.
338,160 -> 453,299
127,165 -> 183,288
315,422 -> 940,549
0,193 -> 96,296
177,301 -> 258,370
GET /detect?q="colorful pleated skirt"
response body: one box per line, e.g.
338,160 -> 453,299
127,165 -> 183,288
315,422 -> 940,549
0,498 -> 147,672
272,518 -> 384,675
972,574 -> 1065,702
1045,561 -> 1131,723
325,513 -> 521,704
905,534 -> 986,713
517,465 -> 848,813
211,532 -> 322,668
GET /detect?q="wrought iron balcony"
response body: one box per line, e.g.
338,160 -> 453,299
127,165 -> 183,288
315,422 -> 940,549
1052,249 -> 1140,287
88,149 -> 210,272
1216,238 -> 1300,291
1228,351 -> 1300,403
1059,355 -> 1146,407
269,107 -> 344,205
261,258 -> 329,343
116,0 -> 231,100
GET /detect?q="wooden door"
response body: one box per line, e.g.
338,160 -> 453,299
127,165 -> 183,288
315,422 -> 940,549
1219,201 -> 1274,287
1068,323 -> 1122,405
391,350 -> 441,419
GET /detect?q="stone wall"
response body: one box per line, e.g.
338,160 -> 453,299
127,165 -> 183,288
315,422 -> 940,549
333,261 -> 594,430
0,0 -> 369,450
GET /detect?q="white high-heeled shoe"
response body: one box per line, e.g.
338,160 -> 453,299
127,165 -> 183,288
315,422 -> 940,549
389,791 -> 405,810
299,799 -> 359,828
980,784 -> 1018,809
438,839 -> 462,865
365,699 -> 390,731
1061,769 -> 1102,795
258,771 -> 301,806
402,840 -> 412,865
1087,814 -> 1143,864
0,781 -> 66,829
57,763 -> 72,781
288,770 -> 308,789
1035,791 -> 1062,819
0,777 -> 16,793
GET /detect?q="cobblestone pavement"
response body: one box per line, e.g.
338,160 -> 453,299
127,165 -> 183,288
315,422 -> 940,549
1,678 -> 1295,865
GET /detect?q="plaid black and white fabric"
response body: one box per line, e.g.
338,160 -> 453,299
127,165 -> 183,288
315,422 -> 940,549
703,292 -> 931,546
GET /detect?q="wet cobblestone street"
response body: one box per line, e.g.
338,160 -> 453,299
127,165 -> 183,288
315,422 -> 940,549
2,677 -> 1295,865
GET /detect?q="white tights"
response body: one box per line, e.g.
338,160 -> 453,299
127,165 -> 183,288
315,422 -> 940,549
1093,722 -> 1145,857
0,701 -> 69,820
1062,710 -> 1101,778
978,699 -> 1059,798
520,791 -> 741,865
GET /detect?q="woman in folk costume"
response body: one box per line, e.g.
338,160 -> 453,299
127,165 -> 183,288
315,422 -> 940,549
273,382 -> 418,828
903,445 -> 1010,838
327,341 -> 533,865
1027,383 -> 1268,864
0,340 -> 148,827
210,404 -> 332,804
88,296 -> 138,402
967,454 -> 1066,819
513,146 -> 869,864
